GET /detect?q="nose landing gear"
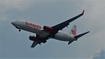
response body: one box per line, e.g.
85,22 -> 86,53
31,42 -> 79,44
19,29 -> 21,32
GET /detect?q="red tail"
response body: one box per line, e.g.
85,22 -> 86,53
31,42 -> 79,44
69,25 -> 77,36
71,29 -> 76,36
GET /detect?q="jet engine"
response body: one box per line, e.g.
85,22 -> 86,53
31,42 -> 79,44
43,26 -> 53,31
29,36 -> 38,41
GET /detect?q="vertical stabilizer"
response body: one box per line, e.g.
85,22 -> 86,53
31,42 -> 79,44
69,25 -> 77,36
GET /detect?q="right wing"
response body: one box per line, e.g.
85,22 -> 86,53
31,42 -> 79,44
52,10 -> 84,32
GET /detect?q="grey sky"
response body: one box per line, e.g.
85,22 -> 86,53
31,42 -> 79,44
0,0 -> 105,59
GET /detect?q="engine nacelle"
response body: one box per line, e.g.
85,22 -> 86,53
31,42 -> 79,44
43,26 -> 53,31
29,36 -> 38,41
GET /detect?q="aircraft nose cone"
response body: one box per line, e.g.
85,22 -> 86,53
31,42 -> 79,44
11,22 -> 16,27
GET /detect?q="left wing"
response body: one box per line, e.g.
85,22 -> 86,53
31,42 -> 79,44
30,34 -> 48,48
52,10 -> 84,31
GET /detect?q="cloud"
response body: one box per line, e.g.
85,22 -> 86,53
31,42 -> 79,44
0,0 -> 38,22
0,0 -> 37,11
93,50 -> 105,59
79,0 -> 105,58
80,0 -> 105,28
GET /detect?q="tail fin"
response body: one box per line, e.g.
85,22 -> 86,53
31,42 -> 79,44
68,25 -> 89,45
69,25 -> 77,36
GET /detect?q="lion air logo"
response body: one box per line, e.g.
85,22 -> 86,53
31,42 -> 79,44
70,25 -> 77,36
71,30 -> 76,36
25,22 -> 42,29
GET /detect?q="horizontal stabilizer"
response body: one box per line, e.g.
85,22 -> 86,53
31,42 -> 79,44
74,31 -> 90,39
68,41 -> 73,45
31,41 -> 38,48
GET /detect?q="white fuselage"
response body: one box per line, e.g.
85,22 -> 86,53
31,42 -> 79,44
11,20 -> 75,42
54,32 -> 74,41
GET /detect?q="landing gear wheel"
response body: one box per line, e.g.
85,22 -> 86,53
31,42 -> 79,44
43,40 -> 46,43
19,29 -> 21,32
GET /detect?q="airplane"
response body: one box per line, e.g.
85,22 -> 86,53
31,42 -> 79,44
11,10 -> 90,48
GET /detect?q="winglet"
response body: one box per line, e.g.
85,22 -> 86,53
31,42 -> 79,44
81,10 -> 85,15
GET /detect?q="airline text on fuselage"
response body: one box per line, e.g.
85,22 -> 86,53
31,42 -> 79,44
25,22 -> 42,29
